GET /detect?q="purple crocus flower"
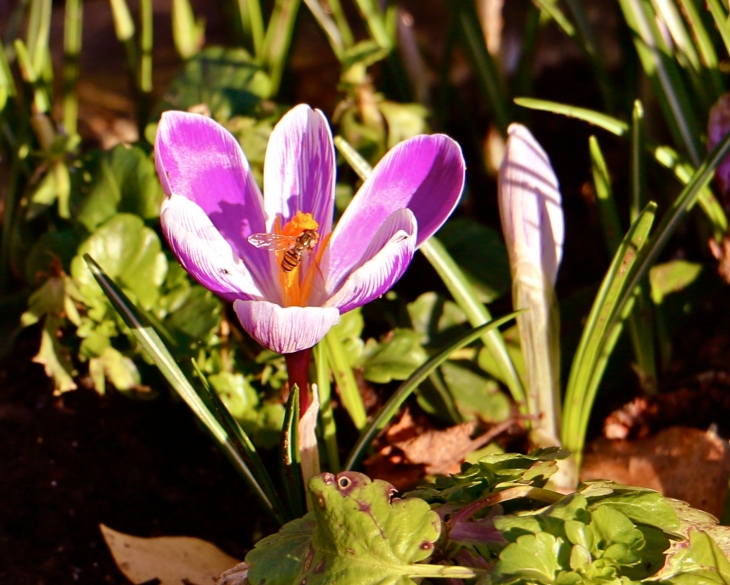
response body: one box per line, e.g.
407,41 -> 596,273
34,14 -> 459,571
154,104 -> 465,355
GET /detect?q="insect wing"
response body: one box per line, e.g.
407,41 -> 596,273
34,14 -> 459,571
248,233 -> 296,251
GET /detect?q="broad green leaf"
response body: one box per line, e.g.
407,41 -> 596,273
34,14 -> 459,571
71,214 -> 167,315
437,218 -> 511,304
407,292 -> 467,345
363,328 -> 428,384
327,308 -> 365,367
667,498 -> 730,558
477,324 -> 526,383
88,346 -> 142,395
77,145 -> 164,232
150,46 -> 268,123
352,319 -> 516,464
159,282 -> 221,355
248,472 -> 448,585
495,531 -> 567,583
377,101 -> 429,149
589,505 -> 644,565
440,361 -> 510,423
246,515 -> 317,585
33,317 -> 77,393
649,260 -> 703,304
654,530 -> 730,584
410,448 -> 566,504
208,372 -> 259,420
24,230 -> 79,285
21,274 -> 82,328
589,491 -> 679,533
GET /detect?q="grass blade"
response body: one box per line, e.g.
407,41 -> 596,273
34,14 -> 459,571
515,97 -> 728,239
628,101 -> 657,392
618,0 -> 702,164
564,127 -> 730,463
313,342 -> 340,472
609,122 -> 730,326
281,385 -> 306,518
324,330 -> 367,430
236,0 -> 265,57
707,0 -> 730,57
452,0 -> 509,134
343,313 -> 520,471
83,254 -> 287,526
63,0 -> 82,135
420,238 -> 526,407
514,97 -> 628,134
675,0 -> 723,96
334,135 -> 525,407
562,203 -> 657,462
534,0 -> 615,112
261,0 -> 302,97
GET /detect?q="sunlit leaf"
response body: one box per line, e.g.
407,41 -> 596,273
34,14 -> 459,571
246,472 -> 473,585
100,524 -> 238,585
363,328 -> 428,384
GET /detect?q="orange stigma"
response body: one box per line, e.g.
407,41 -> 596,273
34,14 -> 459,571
281,211 -> 318,237
278,212 -> 327,307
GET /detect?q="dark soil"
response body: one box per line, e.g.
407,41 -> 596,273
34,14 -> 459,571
0,330 -> 263,585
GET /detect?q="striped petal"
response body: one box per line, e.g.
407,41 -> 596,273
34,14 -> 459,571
498,124 -> 564,286
161,194 -> 266,302
233,300 -> 341,354
263,105 -> 336,236
155,111 -> 273,288
328,134 -> 464,287
324,209 -> 417,313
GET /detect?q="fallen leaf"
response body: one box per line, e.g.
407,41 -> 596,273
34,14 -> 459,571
364,409 -> 516,489
100,523 -> 239,585
581,426 -> 730,518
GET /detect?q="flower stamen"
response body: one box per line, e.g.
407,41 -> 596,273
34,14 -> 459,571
278,212 -> 321,307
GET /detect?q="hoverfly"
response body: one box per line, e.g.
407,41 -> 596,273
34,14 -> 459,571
248,229 -> 320,272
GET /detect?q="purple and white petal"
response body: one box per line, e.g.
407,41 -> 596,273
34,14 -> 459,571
233,300 -> 341,354
155,111 -> 271,279
323,209 -> 417,314
499,124 -> 563,285
161,194 -> 268,303
328,134 -> 464,284
263,105 -> 336,236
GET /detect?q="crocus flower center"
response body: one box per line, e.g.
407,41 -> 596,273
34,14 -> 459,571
276,211 -> 330,307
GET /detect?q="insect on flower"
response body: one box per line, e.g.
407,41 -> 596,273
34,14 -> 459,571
154,104 -> 466,355
248,229 -> 320,273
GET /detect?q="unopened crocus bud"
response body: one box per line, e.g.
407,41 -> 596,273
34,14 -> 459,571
498,123 -> 564,454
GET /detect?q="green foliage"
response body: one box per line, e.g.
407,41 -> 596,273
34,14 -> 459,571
247,472 -> 445,585
247,452 -> 730,584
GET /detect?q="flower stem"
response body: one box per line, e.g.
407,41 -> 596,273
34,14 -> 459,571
285,348 -> 312,415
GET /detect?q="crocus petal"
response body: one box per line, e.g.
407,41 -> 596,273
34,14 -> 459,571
324,209 -> 417,313
263,105 -> 336,236
155,111 -> 273,288
161,194 -> 266,302
328,135 -> 464,285
499,124 -> 564,285
233,300 -> 340,354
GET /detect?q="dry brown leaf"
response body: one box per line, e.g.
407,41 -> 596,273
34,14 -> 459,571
364,409 -> 515,489
100,523 -> 239,585
581,426 -> 730,518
